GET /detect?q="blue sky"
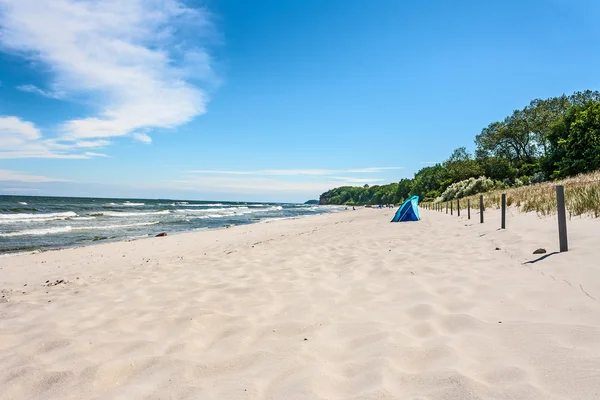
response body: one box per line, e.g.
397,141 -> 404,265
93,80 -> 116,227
1,0 -> 599,202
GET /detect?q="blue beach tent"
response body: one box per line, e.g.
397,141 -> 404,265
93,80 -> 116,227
391,196 -> 420,222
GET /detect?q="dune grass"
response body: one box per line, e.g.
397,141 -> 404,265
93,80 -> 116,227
453,171 -> 600,218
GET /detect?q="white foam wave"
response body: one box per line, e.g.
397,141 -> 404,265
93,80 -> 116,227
0,216 -> 71,224
176,207 -> 249,213
168,202 -> 225,207
0,249 -> 42,258
260,217 -> 294,223
0,221 -> 160,237
18,202 -> 27,205
0,211 -> 77,221
73,221 -> 160,230
103,210 -> 170,217
104,202 -> 145,207
0,226 -> 73,237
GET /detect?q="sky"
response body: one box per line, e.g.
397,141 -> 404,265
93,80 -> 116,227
1,0 -> 599,202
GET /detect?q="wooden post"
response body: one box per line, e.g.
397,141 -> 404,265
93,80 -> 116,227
467,199 -> 470,219
556,185 -> 568,252
479,195 -> 484,223
446,202 -> 448,214
457,199 -> 461,217
450,200 -> 453,215
501,193 -> 506,229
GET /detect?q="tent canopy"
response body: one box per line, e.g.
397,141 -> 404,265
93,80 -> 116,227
391,196 -> 420,222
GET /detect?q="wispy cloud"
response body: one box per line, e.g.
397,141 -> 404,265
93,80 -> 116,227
189,167 -> 404,176
16,84 -> 63,99
173,167 -> 401,194
0,169 -> 69,182
132,132 -> 152,144
0,116 -> 109,159
0,0 -> 215,154
172,176 -> 344,194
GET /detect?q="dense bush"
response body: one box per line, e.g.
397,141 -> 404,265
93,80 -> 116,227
435,176 -> 497,202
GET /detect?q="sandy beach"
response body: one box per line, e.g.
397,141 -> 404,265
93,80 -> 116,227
1,208 -> 599,399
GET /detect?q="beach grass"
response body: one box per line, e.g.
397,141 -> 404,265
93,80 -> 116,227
457,171 -> 600,218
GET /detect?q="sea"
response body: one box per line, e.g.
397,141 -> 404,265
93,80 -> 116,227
0,195 -> 344,256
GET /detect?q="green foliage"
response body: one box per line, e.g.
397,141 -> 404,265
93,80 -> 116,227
444,147 -> 483,182
410,164 -> 449,200
549,101 -> 600,178
320,183 -> 403,206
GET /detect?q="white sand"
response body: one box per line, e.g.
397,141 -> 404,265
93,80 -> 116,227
1,208 -> 599,399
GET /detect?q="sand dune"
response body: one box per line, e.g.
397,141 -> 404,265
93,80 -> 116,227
1,208 -> 599,399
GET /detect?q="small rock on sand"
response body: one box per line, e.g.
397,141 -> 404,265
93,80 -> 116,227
156,232 -> 167,237
533,248 -> 547,254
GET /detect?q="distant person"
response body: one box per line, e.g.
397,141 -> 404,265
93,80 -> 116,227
353,206 -> 355,210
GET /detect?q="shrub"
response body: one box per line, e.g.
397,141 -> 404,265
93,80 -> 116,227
513,178 -> 524,187
530,171 -> 547,184
435,176 -> 496,202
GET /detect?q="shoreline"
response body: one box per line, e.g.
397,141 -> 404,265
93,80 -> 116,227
0,207 -> 343,258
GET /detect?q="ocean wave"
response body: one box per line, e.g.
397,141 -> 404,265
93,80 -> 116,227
0,226 -> 73,237
1,207 -> 39,213
98,210 -> 170,217
103,202 -> 145,207
178,205 -> 283,216
176,207 -> 249,213
72,221 -> 160,230
0,216 -> 74,224
0,221 -> 161,237
0,211 -> 77,221
0,215 -> 96,224
18,202 -> 28,205
172,203 -> 225,207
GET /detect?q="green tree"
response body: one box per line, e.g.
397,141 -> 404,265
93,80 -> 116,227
443,147 -> 483,182
548,101 -> 600,177
395,178 -> 413,203
410,164 -> 449,200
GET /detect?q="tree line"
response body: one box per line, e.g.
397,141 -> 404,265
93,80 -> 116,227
320,90 -> 600,206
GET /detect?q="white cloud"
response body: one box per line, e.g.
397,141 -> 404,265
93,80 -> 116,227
16,84 -> 63,99
0,169 -> 68,182
172,176 -> 340,194
172,167 -> 399,194
0,115 -> 40,140
0,115 -> 110,159
346,167 -> 404,173
0,0 -> 214,144
132,132 -> 152,144
189,167 -> 404,176
82,151 -> 110,158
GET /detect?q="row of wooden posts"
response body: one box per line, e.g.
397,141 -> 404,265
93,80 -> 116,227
420,185 -> 569,252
